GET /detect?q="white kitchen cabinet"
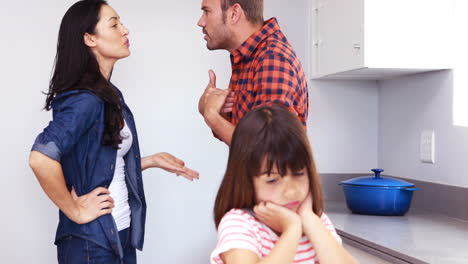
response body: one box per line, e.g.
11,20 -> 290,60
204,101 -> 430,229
310,0 -> 453,80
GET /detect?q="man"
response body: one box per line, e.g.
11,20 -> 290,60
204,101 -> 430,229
197,0 -> 309,145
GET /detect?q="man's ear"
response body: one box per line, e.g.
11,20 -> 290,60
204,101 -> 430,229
83,32 -> 96,48
228,3 -> 243,25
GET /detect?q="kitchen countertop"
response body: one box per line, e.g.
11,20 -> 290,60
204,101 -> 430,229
326,201 -> 468,264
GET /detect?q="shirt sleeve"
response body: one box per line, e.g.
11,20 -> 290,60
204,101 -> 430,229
252,52 -> 306,122
320,213 -> 342,244
31,93 -> 102,162
210,211 -> 261,264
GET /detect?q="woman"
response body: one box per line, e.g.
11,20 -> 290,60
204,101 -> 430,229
29,0 -> 198,263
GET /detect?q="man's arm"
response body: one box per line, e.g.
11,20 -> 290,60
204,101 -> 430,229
203,106 -> 235,145
198,69 -> 235,146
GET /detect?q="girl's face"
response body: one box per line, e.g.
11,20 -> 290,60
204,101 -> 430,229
253,165 -> 310,212
87,4 -> 130,62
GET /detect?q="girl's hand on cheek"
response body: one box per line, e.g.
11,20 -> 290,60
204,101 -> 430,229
297,192 -> 316,220
254,201 -> 301,234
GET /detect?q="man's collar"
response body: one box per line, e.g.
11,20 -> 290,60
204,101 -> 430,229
230,17 -> 280,64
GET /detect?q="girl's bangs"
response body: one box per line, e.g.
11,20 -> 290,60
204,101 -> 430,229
246,129 -> 310,178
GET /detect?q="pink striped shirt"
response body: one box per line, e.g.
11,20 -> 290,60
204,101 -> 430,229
210,209 -> 342,264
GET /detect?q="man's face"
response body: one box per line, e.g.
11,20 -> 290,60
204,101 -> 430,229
197,0 -> 232,50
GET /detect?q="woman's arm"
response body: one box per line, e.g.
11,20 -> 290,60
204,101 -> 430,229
299,194 -> 358,264
141,152 -> 199,181
30,151 -> 114,224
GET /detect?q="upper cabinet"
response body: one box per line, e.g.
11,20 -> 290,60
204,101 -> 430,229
310,0 -> 453,80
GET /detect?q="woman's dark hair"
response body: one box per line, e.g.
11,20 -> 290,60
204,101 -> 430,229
45,0 -> 123,148
214,104 -> 324,228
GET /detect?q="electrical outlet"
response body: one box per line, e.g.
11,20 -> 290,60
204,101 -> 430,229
420,130 -> 435,164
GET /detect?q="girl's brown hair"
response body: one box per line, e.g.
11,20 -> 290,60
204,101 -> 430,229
214,104 -> 324,228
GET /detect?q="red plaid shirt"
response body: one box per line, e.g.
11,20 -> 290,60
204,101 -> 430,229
229,17 -> 308,126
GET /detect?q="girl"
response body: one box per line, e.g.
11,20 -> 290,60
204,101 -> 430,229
29,0 -> 198,263
211,105 -> 358,264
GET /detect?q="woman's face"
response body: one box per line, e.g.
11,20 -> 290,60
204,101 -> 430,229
253,164 -> 310,212
87,4 -> 130,62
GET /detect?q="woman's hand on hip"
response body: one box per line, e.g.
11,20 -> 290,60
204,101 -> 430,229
254,201 -> 302,234
141,152 -> 199,181
70,187 -> 114,224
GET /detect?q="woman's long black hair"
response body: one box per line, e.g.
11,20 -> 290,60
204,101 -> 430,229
45,0 -> 123,148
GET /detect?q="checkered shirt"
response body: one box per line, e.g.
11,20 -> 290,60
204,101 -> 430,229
229,17 -> 309,126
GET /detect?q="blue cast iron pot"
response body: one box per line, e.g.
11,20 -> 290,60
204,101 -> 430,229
339,169 -> 419,216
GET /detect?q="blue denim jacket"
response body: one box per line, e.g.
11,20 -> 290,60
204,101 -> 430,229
31,87 -> 146,258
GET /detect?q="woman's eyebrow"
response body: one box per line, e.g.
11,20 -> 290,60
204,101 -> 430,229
107,16 -> 119,22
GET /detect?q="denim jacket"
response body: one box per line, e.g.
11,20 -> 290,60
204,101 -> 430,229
31,87 -> 147,258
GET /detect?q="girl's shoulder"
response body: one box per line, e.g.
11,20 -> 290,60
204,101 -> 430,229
218,208 -> 266,233
319,212 -> 343,244
220,209 -> 258,225
319,212 -> 334,226
218,209 -> 278,240
211,209 -> 264,263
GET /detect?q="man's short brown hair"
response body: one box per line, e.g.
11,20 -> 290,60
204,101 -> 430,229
221,0 -> 264,25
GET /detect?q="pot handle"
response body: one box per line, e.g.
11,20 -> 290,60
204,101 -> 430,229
403,188 -> 420,191
371,168 -> 384,179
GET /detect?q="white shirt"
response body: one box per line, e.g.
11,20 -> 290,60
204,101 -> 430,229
108,121 -> 132,231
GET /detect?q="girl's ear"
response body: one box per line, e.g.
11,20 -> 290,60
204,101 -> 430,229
83,33 -> 97,48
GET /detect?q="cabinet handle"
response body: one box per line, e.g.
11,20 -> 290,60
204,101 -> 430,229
313,40 -> 322,47
313,3 -> 323,11
353,44 -> 361,50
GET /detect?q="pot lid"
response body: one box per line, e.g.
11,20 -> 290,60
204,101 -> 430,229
340,169 -> 415,187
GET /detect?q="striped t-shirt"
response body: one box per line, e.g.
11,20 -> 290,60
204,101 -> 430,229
210,208 -> 342,264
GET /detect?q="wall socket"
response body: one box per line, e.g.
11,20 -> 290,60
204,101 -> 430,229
420,130 -> 435,164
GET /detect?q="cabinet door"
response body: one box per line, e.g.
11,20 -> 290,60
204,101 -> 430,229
313,0 -> 364,77
364,0 -> 452,68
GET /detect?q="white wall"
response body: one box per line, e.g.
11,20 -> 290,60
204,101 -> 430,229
0,1 -> 78,263
2,0 -> 374,263
453,0 -> 468,126
308,80 -> 379,173
379,70 -> 468,187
